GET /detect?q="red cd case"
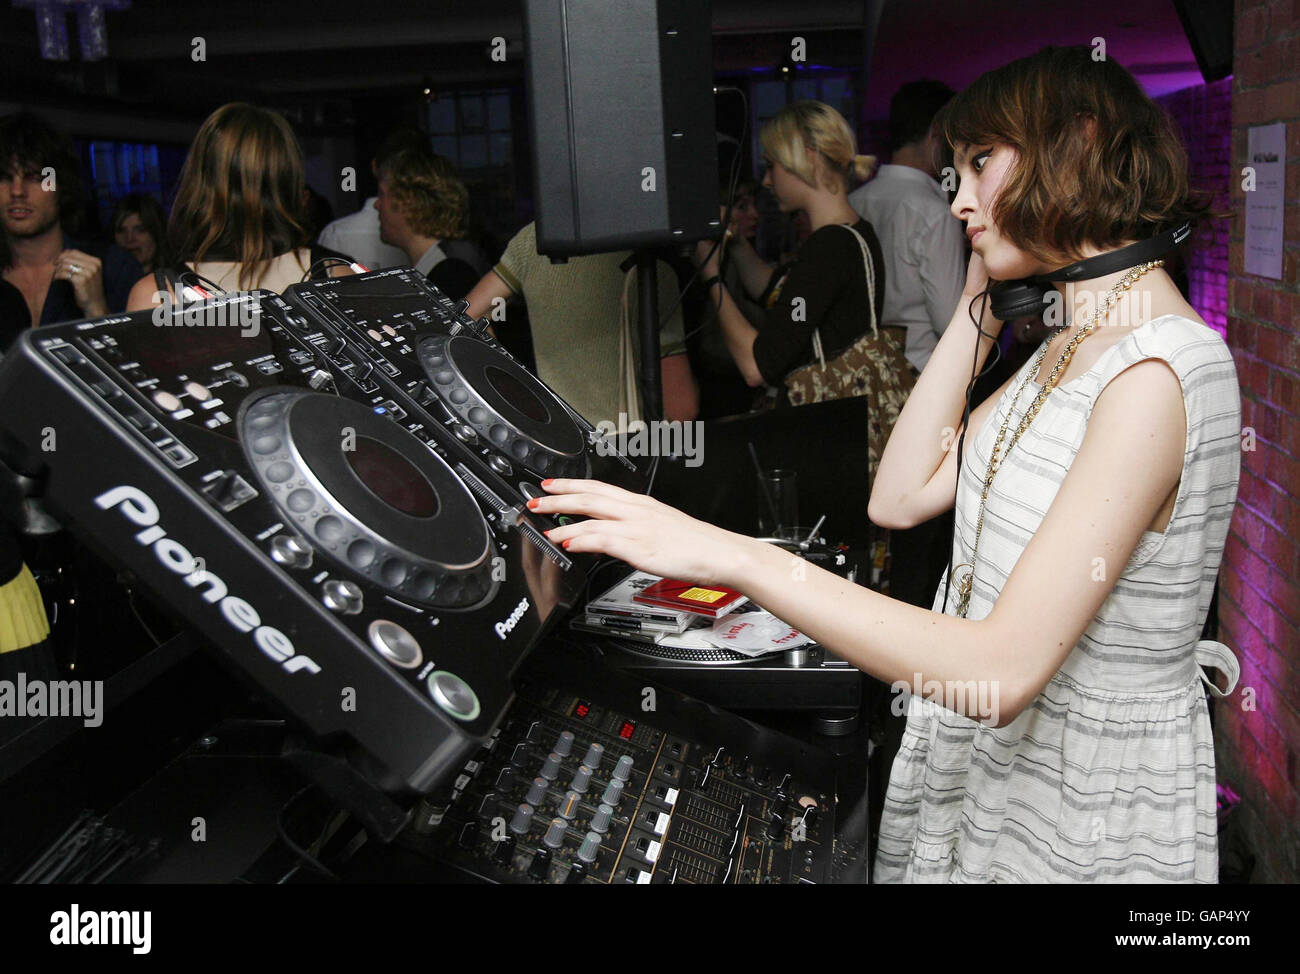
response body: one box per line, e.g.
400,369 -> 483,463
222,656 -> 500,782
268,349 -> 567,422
631,578 -> 748,618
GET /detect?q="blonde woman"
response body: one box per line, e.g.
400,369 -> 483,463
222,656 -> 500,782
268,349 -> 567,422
697,100 -> 913,500
697,100 -> 889,395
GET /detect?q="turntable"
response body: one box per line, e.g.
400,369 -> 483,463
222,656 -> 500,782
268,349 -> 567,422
284,267 -> 640,499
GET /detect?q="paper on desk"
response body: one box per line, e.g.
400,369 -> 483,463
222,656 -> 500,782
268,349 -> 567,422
698,609 -> 813,656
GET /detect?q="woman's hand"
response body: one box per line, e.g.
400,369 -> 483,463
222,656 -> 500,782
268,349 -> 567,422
694,235 -> 724,275
529,478 -> 753,587
962,249 -> 989,298
53,249 -> 108,317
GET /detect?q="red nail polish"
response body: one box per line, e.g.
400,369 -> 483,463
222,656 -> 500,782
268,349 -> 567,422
541,478 -> 554,488
526,497 -> 539,510
561,539 -> 571,549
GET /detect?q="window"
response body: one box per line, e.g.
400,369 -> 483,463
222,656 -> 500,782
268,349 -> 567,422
426,89 -> 513,171
83,140 -> 165,232
425,88 -> 522,254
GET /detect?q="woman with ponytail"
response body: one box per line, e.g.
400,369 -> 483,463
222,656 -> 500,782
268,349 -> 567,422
696,100 -> 912,485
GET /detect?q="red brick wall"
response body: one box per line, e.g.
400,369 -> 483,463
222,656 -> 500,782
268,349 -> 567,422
1218,0 -> 1300,884
1158,78 -> 1233,334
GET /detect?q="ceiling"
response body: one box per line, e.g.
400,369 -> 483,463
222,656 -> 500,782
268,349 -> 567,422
0,0 -> 1207,127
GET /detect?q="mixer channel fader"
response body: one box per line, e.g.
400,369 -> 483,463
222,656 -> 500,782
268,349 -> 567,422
402,647 -> 840,884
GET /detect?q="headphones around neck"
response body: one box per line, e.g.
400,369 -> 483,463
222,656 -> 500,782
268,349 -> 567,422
986,221 -> 1191,321
938,219 -> 1193,616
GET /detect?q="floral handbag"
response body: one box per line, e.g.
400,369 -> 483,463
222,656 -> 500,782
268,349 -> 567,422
782,223 -> 915,488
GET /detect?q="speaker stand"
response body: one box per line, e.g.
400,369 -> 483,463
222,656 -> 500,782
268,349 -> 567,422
634,251 -> 663,421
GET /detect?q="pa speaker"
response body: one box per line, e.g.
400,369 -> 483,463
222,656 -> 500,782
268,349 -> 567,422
523,0 -> 720,258
1174,0 -> 1234,83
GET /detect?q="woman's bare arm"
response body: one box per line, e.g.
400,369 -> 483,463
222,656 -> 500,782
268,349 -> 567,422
723,235 -> 776,301
869,253 -> 1007,529
534,356 -> 1186,727
125,274 -> 164,312
709,283 -> 764,386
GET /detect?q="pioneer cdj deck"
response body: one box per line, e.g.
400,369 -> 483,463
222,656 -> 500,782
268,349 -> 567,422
0,270 -> 648,816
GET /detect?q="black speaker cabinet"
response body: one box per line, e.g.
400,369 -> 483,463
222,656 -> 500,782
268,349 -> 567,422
1174,0 -> 1234,83
523,0 -> 720,258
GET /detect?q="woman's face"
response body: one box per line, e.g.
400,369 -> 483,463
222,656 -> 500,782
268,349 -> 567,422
729,191 -> 759,240
950,142 -> 1043,281
115,212 -> 157,268
761,157 -> 807,214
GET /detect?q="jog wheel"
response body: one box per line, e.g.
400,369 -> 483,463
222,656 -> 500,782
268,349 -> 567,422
240,389 -> 499,610
418,334 -> 590,479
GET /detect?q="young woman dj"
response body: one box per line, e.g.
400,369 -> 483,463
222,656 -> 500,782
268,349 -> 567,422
527,46 -> 1242,883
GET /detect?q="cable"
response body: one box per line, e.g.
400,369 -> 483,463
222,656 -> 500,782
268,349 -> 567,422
275,784 -> 340,881
303,256 -> 369,282
125,585 -> 163,647
657,86 -> 750,337
175,268 -> 226,301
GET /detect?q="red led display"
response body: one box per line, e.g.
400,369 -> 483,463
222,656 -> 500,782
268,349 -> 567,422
575,701 -> 591,719
619,720 -> 636,740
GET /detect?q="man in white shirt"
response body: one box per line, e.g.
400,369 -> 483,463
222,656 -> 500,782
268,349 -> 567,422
317,128 -> 425,270
317,196 -> 408,270
848,80 -> 965,376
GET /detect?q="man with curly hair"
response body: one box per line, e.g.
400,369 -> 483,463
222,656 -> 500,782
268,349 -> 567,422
375,147 -> 483,301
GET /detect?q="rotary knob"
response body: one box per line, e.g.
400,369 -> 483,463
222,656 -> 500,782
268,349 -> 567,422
321,579 -> 363,614
582,743 -> 605,771
539,752 -> 562,781
543,817 -> 567,849
509,804 -> 534,835
269,534 -> 313,570
554,731 -> 574,757
600,779 -> 624,807
591,803 -> 614,834
612,755 -> 634,781
525,776 -> 548,806
453,423 -> 478,443
570,765 -> 593,794
577,832 -> 602,864
559,790 -> 581,820
487,455 -> 513,477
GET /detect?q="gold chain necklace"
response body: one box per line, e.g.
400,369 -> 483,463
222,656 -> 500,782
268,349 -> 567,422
949,259 -> 1164,618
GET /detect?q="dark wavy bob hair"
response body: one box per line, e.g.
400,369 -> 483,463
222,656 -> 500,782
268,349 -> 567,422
934,45 -> 1211,265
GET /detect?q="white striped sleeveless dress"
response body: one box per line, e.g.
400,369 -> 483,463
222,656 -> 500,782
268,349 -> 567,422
874,314 -> 1242,883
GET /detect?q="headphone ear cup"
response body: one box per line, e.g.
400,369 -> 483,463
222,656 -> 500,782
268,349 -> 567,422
989,280 -> 1048,321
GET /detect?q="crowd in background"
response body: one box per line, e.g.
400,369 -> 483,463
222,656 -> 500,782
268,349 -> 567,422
0,84 -> 1033,624
2,80 -> 1046,429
